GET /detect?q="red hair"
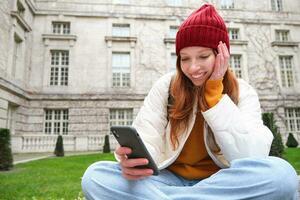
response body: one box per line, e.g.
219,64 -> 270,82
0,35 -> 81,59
169,55 -> 240,150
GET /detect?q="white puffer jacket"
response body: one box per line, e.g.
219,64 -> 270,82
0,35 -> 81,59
128,73 -> 274,169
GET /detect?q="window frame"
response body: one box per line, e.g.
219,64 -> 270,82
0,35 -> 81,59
230,54 -> 243,79
221,0 -> 234,9
112,23 -> 130,37
170,52 -> 177,72
285,108 -> 300,141
109,109 -> 133,126
44,109 -> 69,135
279,56 -> 294,88
50,50 -> 69,86
228,28 -> 240,40
169,26 -> 179,38
271,0 -> 283,11
111,52 -> 131,88
52,22 -> 71,35
275,30 -> 290,42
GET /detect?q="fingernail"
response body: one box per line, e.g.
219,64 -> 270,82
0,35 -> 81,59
144,159 -> 149,164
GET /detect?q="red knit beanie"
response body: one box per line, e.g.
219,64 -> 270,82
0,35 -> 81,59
176,4 -> 230,55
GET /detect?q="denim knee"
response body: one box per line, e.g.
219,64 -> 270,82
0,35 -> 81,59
232,156 -> 298,199
81,161 -> 119,197
264,157 -> 298,199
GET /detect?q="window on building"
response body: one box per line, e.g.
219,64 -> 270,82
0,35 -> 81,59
230,55 -> 242,78
228,28 -> 240,40
112,24 -> 130,37
112,52 -> 130,87
275,30 -> 289,41
285,108 -> 300,141
109,109 -> 133,126
169,26 -> 178,38
221,0 -> 234,9
50,50 -> 69,86
52,22 -> 70,34
271,0 -> 283,11
167,0 -> 182,6
44,109 -> 69,135
279,56 -> 294,87
12,33 -> 22,78
170,53 -> 177,72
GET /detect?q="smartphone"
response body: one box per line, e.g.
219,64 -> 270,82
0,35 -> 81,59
110,126 -> 159,175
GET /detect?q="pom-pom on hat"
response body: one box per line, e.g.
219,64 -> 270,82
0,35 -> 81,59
175,4 -> 230,55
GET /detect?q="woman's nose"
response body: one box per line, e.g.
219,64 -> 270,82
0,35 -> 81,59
190,59 -> 200,71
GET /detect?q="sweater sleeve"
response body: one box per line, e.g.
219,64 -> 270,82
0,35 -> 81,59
204,79 -> 224,108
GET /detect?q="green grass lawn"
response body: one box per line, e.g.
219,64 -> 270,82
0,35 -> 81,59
0,149 -> 299,200
282,148 -> 300,174
0,153 -> 115,200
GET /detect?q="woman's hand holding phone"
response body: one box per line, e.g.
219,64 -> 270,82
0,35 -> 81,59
115,146 -> 154,180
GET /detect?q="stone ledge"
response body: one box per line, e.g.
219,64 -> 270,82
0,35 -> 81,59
10,11 -> 32,32
271,41 -> 299,47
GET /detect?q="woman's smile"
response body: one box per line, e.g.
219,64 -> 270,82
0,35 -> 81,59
191,72 -> 207,79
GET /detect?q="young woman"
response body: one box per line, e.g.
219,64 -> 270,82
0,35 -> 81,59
82,4 -> 299,200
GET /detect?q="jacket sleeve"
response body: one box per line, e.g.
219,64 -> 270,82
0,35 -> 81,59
128,73 -> 172,164
202,79 -> 274,162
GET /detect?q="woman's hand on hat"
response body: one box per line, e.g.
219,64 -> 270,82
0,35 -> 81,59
209,41 -> 230,80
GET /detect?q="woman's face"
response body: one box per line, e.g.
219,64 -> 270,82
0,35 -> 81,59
179,46 -> 216,87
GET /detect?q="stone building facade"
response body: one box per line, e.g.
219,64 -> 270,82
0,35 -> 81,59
0,0 -> 299,153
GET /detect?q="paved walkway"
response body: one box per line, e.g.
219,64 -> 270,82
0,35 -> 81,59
13,151 -> 100,164
12,153 -> 300,198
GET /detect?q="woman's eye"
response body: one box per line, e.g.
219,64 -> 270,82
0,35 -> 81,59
181,58 -> 188,62
199,55 -> 209,59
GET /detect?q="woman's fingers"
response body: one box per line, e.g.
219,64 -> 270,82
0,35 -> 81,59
210,41 -> 229,80
115,146 -> 132,162
122,167 -> 153,177
215,54 -> 221,75
221,43 -> 229,74
116,146 -> 154,180
122,166 -> 153,180
121,159 -> 153,180
115,146 -> 131,156
217,42 -> 230,75
222,42 -> 230,59
122,158 -> 149,168
218,42 -> 225,70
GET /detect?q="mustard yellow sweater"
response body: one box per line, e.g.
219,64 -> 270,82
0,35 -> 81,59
167,79 -> 223,180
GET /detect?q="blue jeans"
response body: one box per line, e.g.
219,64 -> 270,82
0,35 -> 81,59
82,156 -> 299,200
